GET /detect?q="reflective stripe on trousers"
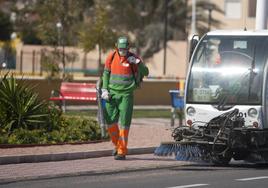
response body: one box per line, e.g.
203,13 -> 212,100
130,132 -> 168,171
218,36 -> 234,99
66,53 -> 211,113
107,124 -> 130,155
117,128 -> 129,155
107,123 -> 119,147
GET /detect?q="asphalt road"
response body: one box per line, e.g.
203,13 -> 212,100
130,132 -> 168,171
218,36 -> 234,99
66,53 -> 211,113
2,162 -> 268,188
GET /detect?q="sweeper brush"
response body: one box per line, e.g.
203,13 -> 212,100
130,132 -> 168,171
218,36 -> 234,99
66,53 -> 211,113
154,140 -> 230,163
154,141 -> 205,161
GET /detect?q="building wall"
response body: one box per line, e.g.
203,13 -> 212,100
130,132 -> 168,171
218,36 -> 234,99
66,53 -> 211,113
187,0 -> 265,33
212,0 -> 256,30
146,41 -> 188,79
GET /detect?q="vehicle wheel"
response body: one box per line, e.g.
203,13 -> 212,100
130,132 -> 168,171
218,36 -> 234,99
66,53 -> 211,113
233,151 -> 248,160
211,154 -> 232,166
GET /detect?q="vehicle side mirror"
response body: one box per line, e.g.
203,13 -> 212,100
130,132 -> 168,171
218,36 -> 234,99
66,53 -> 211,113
189,35 -> 199,62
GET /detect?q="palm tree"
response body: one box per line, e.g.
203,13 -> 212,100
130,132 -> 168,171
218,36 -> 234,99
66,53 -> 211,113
0,73 -> 48,135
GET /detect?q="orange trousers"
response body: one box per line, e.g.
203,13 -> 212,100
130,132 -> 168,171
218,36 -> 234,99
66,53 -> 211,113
107,123 -> 129,155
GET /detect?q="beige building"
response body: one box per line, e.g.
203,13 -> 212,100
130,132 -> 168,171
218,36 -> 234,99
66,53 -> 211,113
146,0 -> 262,78
211,0 -> 258,30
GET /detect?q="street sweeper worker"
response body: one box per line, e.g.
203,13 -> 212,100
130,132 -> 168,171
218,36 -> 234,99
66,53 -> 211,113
101,36 -> 149,160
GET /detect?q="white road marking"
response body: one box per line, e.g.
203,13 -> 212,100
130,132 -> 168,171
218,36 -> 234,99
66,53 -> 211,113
166,184 -> 209,188
236,176 -> 268,181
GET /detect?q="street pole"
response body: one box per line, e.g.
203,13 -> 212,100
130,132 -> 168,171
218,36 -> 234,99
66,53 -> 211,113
255,0 -> 267,30
191,0 -> 196,35
56,22 -> 61,46
163,0 -> 168,75
208,8 -> 212,31
56,22 -> 65,79
62,30 -> 65,79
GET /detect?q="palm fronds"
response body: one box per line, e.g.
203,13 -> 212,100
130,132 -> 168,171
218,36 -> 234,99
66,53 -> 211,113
0,73 -> 48,134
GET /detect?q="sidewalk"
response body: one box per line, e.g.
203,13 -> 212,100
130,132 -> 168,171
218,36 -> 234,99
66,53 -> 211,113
0,118 -> 190,184
0,118 -> 174,164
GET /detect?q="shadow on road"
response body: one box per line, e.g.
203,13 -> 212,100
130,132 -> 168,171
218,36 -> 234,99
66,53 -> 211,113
127,156 -> 178,162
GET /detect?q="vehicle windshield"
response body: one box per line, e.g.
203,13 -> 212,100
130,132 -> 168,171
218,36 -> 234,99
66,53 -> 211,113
187,35 -> 268,106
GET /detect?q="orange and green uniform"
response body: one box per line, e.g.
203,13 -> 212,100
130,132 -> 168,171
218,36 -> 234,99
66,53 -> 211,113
102,50 -> 149,156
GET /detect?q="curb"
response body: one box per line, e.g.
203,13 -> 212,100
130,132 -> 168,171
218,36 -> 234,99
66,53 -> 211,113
0,139 -> 110,149
0,147 -> 156,165
0,163 -> 187,185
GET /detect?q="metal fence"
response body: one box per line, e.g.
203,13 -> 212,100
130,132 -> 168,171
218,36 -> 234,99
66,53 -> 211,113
12,45 -> 101,76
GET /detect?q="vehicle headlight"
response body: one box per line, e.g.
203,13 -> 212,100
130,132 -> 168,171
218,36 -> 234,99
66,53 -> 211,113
187,106 -> 196,116
248,108 -> 258,118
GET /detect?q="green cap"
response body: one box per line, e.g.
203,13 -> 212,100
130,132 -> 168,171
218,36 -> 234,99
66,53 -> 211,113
117,37 -> 129,48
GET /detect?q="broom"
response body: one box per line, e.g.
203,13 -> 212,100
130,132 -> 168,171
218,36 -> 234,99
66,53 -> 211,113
154,141 -> 208,162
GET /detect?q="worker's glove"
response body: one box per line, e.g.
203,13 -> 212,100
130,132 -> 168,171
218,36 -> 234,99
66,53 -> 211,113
101,89 -> 110,101
127,56 -> 141,64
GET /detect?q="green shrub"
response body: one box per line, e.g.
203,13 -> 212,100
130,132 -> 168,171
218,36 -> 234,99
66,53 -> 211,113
0,134 -> 8,144
7,128 -> 45,144
46,102 -> 63,131
0,74 -> 102,144
0,115 -> 102,144
57,116 -> 101,143
0,73 -> 48,134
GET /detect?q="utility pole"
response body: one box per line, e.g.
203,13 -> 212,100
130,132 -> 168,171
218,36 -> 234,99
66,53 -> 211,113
61,0 -> 67,79
56,22 -> 65,79
163,0 -> 168,75
191,0 -> 196,35
207,6 -> 213,31
255,0 -> 267,30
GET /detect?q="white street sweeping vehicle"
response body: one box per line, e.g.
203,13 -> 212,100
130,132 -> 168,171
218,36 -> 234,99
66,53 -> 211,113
155,30 -> 268,165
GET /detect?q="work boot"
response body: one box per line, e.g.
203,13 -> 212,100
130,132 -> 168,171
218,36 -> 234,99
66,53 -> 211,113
112,149 -> 117,156
114,154 -> 126,160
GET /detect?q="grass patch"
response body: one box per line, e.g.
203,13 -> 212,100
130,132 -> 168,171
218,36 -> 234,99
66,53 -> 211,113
133,109 -> 171,118
65,109 -> 174,119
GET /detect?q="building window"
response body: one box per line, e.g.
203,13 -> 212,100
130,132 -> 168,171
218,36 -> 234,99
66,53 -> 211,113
248,0 -> 256,17
225,0 -> 241,19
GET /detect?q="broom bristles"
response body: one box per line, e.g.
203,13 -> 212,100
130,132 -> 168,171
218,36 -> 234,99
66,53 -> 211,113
154,141 -> 205,162
154,142 -> 177,156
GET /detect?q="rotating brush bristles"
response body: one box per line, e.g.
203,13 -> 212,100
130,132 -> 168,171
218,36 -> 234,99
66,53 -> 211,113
154,141 -> 177,156
175,144 -> 204,161
154,141 -> 206,162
